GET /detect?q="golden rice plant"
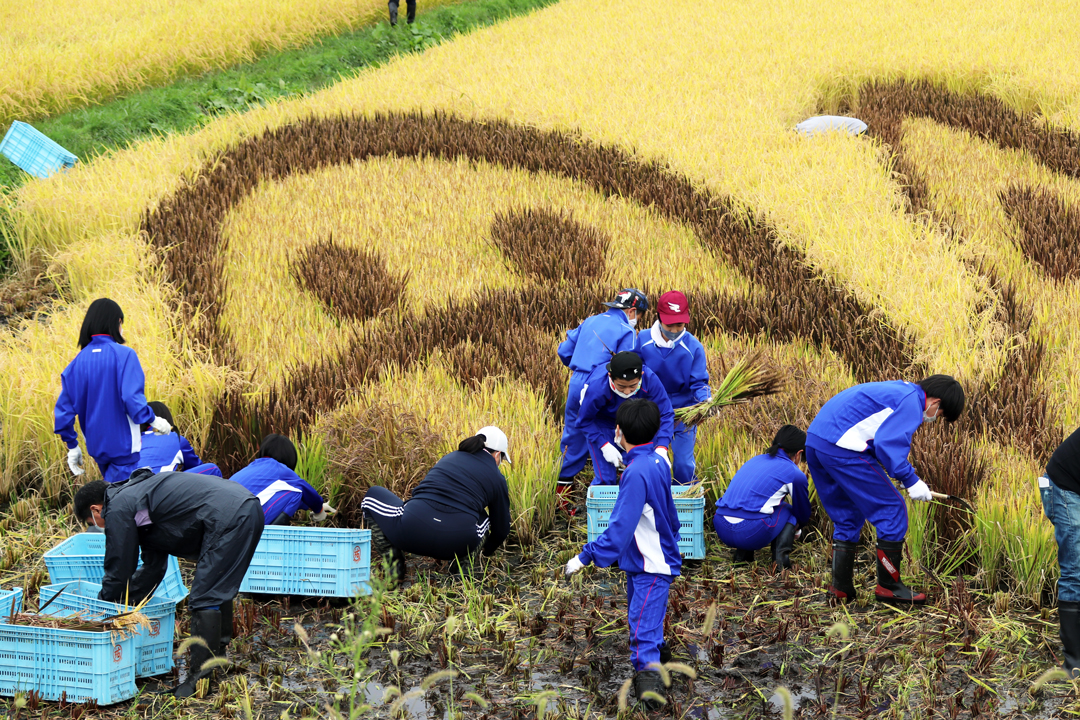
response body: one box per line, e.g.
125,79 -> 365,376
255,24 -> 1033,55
674,352 -> 784,428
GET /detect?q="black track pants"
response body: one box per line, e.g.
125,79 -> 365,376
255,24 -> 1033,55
189,497 -> 264,609
362,486 -> 485,561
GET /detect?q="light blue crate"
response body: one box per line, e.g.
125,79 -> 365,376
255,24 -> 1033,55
586,484 -> 707,559
43,533 -> 188,602
0,621 -> 137,704
0,587 -> 23,622
39,581 -> 177,678
241,526 -> 371,597
0,121 -> 77,179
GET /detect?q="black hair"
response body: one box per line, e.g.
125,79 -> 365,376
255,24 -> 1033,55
918,374 -> 966,422
767,425 -> 806,458
258,433 -> 298,471
78,298 -> 125,349
615,399 -> 661,446
141,401 -> 174,433
458,434 -> 488,454
74,480 -> 108,524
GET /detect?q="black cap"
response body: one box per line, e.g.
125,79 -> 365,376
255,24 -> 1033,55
607,351 -> 643,381
603,288 -> 649,313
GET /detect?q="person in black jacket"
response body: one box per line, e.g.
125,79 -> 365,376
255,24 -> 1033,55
361,426 -> 512,581
74,470 -> 263,698
1041,427 -> 1080,678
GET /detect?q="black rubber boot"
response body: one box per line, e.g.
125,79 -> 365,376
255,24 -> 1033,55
658,641 -> 672,664
406,0 -> 415,23
732,548 -> 755,564
174,609 -> 222,699
219,599 -> 233,651
388,0 -> 398,25
633,670 -> 666,711
390,545 -> 407,585
827,540 -> 857,603
1060,601 -> 1080,678
874,540 -> 926,605
771,523 -> 797,570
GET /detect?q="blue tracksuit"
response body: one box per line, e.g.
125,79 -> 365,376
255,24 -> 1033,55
576,364 -> 675,485
578,444 -> 681,672
138,431 -> 202,472
54,335 -> 156,483
714,450 -> 810,550
806,381 -> 926,543
557,309 -> 636,483
229,458 -> 324,524
636,323 -> 711,484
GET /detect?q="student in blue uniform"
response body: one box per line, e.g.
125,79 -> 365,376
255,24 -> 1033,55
807,375 -> 965,605
362,426 -> 513,582
54,298 -> 172,484
714,426 -> 810,568
565,399 -> 681,711
577,351 -> 675,486
229,434 -> 335,525
137,401 -> 221,476
556,288 -> 648,513
636,290 -> 710,485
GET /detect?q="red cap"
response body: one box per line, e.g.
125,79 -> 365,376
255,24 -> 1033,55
657,291 -> 690,324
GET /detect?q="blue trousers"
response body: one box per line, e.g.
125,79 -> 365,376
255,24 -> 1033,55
99,458 -> 140,484
713,503 -> 794,551
262,490 -> 305,525
671,422 -> 697,485
558,371 -> 591,484
1041,476 -> 1080,603
587,423 -> 621,486
626,572 -> 673,673
805,444 -> 908,542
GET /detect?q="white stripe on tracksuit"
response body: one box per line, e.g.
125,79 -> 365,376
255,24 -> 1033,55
476,518 -> 490,537
361,497 -> 405,517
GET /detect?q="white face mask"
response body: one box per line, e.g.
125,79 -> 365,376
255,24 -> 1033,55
609,378 -> 641,399
614,427 -> 625,448
923,410 -> 937,424
627,315 -> 638,329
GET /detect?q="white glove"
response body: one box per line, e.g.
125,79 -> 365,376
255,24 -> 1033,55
907,479 -> 933,502
312,503 -> 337,522
67,447 -> 85,476
600,443 -> 623,468
565,556 -> 585,575
150,416 -> 172,435
655,446 -> 671,465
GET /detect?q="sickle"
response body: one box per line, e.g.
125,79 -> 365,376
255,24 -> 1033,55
929,491 -> 976,516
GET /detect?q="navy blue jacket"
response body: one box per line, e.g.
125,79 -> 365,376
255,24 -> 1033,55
636,323 -> 711,410
54,335 -> 156,467
578,444 -> 682,575
716,450 -> 811,523
576,364 -> 675,450
138,431 -> 202,472
558,308 -> 636,374
411,450 -> 511,556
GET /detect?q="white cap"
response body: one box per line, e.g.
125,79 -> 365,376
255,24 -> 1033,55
476,426 -> 511,464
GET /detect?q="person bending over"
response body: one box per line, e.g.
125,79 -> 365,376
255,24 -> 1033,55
361,426 -> 512,582
565,398 -> 682,711
137,401 -> 221,476
75,471 -> 263,698
55,298 -> 171,483
807,375 -> 965,605
714,425 -> 809,569
229,434 -> 334,525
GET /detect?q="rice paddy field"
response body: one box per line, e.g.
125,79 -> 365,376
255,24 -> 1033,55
4,0 -> 1080,716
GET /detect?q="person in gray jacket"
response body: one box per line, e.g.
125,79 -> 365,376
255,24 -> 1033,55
74,470 -> 263,697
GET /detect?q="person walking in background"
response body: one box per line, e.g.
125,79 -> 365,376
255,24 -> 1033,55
54,298 -> 172,484
807,375 -> 965,605
137,401 -> 221,476
388,0 -> 416,25
564,399 -> 681,711
635,290 -> 710,485
714,425 -> 809,569
361,426 -> 512,582
1039,427 -> 1080,678
577,351 -> 675,486
556,288 -> 648,513
229,434 -> 335,525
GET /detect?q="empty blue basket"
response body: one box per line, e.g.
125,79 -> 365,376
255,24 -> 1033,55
586,484 -> 707,559
43,533 -> 188,602
0,121 -> 77,179
241,526 -> 371,597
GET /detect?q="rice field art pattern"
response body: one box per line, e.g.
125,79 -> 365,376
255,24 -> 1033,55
139,109 -> 1054,584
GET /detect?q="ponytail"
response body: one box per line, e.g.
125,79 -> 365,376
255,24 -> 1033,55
767,425 -> 806,458
458,434 -> 488,454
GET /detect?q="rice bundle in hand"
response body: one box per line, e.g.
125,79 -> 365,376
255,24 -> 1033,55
675,351 -> 783,428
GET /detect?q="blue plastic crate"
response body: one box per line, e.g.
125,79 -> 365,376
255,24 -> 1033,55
0,587 -> 23,622
0,121 -> 77,179
43,533 -> 188,602
0,620 -> 137,704
586,485 -> 707,559
241,526 -> 371,597
39,581 -> 177,678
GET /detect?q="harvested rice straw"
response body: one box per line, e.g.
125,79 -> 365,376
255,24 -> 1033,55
672,483 -> 706,499
675,352 -> 783,428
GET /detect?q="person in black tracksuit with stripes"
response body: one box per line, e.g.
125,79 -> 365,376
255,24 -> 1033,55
361,426 -> 512,581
